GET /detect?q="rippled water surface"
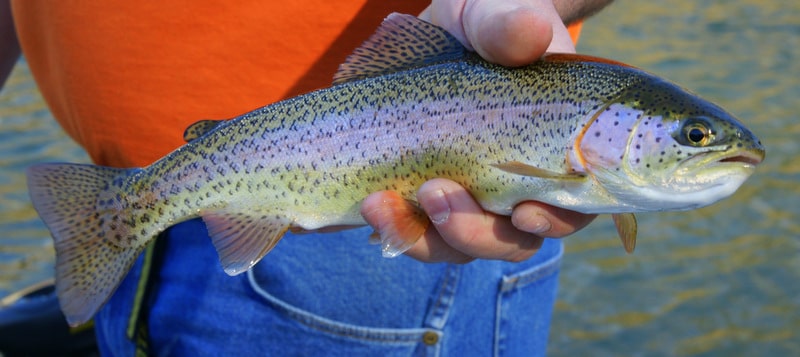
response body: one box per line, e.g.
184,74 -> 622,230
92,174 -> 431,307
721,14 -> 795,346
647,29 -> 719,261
0,0 -> 797,355
552,1 -> 799,355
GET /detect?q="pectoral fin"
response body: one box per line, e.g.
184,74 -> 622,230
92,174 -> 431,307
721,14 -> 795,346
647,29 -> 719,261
612,213 -> 637,254
491,161 -> 586,181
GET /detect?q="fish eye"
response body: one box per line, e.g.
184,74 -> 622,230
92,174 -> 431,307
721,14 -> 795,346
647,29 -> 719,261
678,118 -> 715,146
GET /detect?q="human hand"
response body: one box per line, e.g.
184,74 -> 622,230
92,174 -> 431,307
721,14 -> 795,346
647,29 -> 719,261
361,0 -> 596,264
362,179 -> 596,263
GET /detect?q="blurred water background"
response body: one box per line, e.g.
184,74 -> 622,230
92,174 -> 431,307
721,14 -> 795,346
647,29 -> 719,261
0,0 -> 797,355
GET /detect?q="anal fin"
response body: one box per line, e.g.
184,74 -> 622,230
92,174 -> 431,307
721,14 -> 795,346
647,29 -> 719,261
201,208 -> 291,275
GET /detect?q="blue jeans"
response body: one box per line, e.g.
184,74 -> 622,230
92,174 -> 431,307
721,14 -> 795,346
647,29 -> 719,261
95,218 -> 562,356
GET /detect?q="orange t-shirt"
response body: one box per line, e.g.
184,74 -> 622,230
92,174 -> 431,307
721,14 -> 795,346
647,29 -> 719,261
12,1 -> 581,167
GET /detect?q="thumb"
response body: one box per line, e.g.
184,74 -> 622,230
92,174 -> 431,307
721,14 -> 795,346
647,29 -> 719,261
423,0 -> 575,67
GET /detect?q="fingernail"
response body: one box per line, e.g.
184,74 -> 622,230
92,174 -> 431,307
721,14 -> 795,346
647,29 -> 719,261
425,189 -> 451,225
526,214 -> 552,235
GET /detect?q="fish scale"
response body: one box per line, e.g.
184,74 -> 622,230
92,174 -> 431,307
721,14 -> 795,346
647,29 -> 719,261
26,13 -> 764,326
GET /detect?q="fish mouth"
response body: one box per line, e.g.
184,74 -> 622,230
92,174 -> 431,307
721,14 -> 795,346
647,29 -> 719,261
717,148 -> 765,166
680,147 -> 765,172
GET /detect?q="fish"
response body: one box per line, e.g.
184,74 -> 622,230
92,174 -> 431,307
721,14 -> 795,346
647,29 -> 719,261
25,13 -> 765,326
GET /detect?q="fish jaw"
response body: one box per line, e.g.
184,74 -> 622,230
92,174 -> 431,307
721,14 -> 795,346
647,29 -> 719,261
590,161 -> 756,213
658,144 -> 764,210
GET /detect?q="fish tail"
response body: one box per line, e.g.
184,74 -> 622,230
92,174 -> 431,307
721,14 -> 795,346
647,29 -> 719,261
26,163 -> 146,326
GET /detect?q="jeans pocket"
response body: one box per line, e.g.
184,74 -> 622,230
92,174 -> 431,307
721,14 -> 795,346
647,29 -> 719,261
246,269 -> 443,357
494,241 -> 563,357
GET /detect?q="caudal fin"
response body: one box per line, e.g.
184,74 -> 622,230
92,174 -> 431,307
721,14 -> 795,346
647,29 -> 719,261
27,163 -> 144,326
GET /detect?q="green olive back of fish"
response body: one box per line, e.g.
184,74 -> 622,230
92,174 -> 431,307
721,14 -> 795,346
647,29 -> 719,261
25,13 -> 764,326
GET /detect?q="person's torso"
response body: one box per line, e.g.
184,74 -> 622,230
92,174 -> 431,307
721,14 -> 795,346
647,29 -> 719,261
12,0 -> 427,166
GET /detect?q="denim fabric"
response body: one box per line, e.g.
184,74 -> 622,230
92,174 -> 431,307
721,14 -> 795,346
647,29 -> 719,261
95,218 -> 562,356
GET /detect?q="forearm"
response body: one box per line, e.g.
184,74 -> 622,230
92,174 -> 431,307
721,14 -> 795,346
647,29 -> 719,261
1,0 -> 21,89
553,0 -> 614,25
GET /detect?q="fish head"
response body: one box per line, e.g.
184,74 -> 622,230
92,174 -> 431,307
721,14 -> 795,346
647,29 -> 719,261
577,77 -> 765,211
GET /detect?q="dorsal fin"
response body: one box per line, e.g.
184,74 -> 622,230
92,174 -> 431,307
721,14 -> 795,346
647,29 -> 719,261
542,53 -> 636,69
332,13 -> 467,85
183,119 -> 226,142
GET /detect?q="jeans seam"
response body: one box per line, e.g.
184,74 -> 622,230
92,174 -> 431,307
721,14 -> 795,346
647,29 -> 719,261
246,269 -> 430,344
500,242 -> 564,292
423,264 -> 460,331
494,241 -> 564,356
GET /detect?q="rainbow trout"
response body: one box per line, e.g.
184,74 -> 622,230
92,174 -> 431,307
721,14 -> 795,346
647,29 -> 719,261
26,13 -> 764,326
